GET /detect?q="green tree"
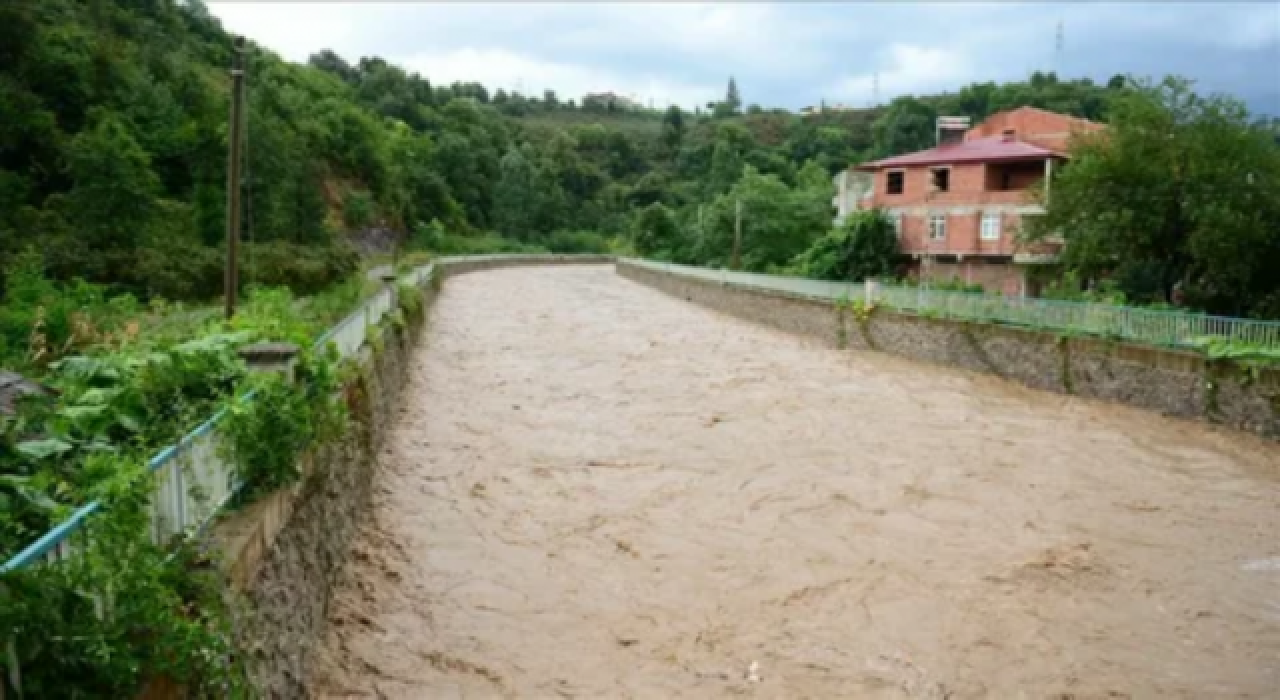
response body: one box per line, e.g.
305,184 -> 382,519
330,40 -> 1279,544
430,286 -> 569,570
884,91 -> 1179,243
707,123 -> 754,194
696,165 -> 829,271
492,146 -> 539,240
308,49 -> 357,83
632,202 -> 680,257
791,209 -> 899,281
713,76 -> 743,118
871,96 -> 936,158
662,105 -> 686,154
1028,77 -> 1280,316
58,109 -> 161,282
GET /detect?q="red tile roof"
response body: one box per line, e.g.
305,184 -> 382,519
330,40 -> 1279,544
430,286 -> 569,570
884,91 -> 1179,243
855,136 -> 1062,171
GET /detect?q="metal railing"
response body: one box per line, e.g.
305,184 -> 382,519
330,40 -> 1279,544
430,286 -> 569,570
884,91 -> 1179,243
2,254 -> 620,573
872,285 -> 1280,348
623,258 -> 864,302
1,263 -> 437,574
621,258 -> 1280,350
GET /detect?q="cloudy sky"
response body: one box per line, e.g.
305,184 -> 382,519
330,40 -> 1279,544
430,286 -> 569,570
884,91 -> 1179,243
209,2 -> 1280,114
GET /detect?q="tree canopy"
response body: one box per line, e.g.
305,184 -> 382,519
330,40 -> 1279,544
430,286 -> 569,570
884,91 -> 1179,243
1,0 -> 1274,317
1028,77 -> 1280,317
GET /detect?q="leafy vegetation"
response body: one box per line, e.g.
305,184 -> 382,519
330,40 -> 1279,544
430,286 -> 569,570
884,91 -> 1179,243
1,506 -> 246,697
223,351 -> 345,501
0,0 -> 1155,298
1,0 -> 1277,694
867,71 -> 1118,158
1027,77 -> 1280,319
0,261 -> 390,696
1192,336 -> 1280,365
790,210 -> 899,281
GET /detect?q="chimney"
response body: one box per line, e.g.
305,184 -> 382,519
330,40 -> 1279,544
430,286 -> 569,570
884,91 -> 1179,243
1001,128 -> 1016,143
936,116 -> 971,146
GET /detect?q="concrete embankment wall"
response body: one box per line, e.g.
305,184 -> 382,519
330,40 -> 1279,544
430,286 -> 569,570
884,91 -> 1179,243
216,256 -> 610,698
616,260 -> 1280,439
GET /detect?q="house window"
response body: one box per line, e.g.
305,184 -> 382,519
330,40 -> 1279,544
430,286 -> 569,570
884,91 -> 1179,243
886,171 -> 905,195
928,214 -> 947,241
980,213 -> 1002,241
930,167 -> 950,193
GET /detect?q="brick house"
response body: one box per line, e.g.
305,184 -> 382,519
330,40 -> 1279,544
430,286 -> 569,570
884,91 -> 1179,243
834,107 -> 1104,296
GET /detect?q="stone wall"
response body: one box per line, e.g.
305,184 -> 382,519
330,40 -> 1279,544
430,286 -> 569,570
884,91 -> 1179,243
220,289 -> 424,698
617,260 -> 1280,439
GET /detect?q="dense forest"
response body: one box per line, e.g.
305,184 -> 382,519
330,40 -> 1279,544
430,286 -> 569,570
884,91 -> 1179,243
0,0 -> 1120,288
1,0 -> 1278,316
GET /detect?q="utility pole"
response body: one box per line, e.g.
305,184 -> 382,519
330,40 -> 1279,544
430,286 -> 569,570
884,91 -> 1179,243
730,198 -> 743,271
1054,20 -> 1064,76
224,36 -> 246,320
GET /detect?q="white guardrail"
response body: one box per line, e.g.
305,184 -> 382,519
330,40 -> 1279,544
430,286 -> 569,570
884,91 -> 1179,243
2,263 -> 435,573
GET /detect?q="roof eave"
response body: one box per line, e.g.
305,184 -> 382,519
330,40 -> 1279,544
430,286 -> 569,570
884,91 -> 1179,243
855,152 -> 1066,171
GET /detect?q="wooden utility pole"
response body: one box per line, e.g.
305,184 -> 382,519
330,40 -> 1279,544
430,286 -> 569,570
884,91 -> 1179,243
224,37 -> 247,320
729,198 -> 743,271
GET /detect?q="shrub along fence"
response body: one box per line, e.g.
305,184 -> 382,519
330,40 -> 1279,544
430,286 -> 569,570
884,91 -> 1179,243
1,272 -> 403,574
2,260 -> 456,576
0,261 -> 440,698
620,259 -> 1280,352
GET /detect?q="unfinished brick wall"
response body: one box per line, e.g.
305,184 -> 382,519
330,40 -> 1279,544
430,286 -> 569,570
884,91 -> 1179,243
966,106 -> 1104,151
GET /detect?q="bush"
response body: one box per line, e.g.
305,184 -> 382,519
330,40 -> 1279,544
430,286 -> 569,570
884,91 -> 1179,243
136,242 -> 223,300
410,221 -> 547,255
0,250 -> 141,369
342,189 -> 375,229
243,242 -> 360,296
791,209 -> 898,282
898,275 -> 985,294
1041,270 -> 1127,305
546,230 -> 609,254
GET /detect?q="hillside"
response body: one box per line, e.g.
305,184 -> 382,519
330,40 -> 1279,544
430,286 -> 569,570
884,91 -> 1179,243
4,0 -> 1275,316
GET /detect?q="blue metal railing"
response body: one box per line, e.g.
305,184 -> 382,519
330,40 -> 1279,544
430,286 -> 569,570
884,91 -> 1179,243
1,263 -> 437,574
2,254 -> 599,573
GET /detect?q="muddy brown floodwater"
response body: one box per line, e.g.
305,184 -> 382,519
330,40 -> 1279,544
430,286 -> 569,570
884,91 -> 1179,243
309,265 -> 1280,699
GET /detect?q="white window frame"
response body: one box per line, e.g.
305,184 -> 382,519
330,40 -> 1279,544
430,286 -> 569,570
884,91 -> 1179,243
980,212 -> 1002,241
928,214 -> 947,241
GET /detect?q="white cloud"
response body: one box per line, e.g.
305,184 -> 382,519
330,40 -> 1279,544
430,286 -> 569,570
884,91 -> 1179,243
402,48 -> 718,109
209,2 -> 358,62
579,3 -> 806,69
206,1 -> 1278,113
828,44 -> 973,106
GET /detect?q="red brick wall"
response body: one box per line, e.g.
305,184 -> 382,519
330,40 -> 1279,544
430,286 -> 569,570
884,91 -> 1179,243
871,162 -> 996,208
966,107 -> 1104,152
898,211 -> 1023,256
